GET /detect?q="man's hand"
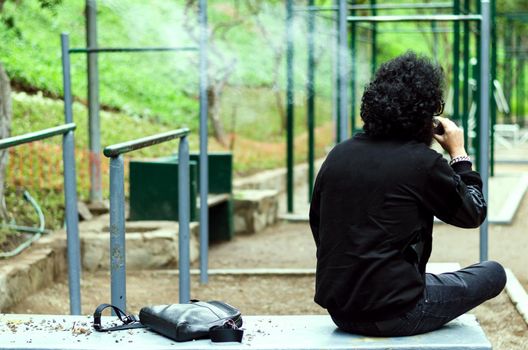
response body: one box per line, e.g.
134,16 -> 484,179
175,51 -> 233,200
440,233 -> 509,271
433,117 -> 468,159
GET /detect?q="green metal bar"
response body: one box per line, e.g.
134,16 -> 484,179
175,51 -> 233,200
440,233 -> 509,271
0,123 -> 76,150
497,12 -> 528,20
490,0 -> 496,176
370,0 -> 377,77
504,20 -> 513,123
462,0 -> 470,149
377,28 -> 455,34
350,3 -> 357,135
296,3 -> 454,11
350,2 -> 454,10
335,0 -> 341,143
516,33 -> 522,125
474,0 -> 481,171
347,14 -> 482,22
520,58 -> 526,128
307,0 -> 315,201
431,21 -> 438,59
453,0 -> 461,124
69,47 -> 198,54
286,0 -> 295,213
103,128 -> 190,157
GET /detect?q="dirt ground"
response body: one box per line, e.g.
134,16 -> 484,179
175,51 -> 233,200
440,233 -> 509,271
5,163 -> 528,349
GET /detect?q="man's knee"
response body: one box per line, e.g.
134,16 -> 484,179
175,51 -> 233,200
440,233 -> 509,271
481,260 -> 506,298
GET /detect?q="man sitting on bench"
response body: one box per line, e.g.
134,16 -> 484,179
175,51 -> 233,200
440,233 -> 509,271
309,52 -> 506,337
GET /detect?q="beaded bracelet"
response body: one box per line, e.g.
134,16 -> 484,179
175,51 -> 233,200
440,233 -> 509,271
449,155 -> 471,166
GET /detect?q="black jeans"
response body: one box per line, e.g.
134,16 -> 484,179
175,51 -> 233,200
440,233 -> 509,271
331,261 -> 506,337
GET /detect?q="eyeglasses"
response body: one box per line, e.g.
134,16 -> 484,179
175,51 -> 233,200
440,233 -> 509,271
433,100 -> 445,116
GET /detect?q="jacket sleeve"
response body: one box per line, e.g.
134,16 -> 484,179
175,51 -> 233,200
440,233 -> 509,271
422,157 -> 486,228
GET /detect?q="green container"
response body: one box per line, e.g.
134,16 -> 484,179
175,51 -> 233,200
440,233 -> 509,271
129,157 -> 198,221
189,152 -> 234,242
189,152 -> 232,194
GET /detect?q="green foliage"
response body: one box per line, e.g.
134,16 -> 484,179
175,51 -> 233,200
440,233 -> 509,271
0,0 -> 335,135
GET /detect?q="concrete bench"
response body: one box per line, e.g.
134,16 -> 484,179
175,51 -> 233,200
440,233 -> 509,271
0,314 -> 491,350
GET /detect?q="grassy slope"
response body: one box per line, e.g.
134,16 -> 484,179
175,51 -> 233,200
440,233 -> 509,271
0,0 -> 335,140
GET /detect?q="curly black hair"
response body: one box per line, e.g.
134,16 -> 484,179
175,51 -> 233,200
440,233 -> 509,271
360,51 -> 445,144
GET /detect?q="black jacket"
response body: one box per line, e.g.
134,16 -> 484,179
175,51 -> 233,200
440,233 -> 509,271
309,133 -> 486,322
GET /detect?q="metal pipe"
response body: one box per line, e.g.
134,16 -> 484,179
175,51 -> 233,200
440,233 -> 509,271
490,0 -> 496,176
63,128 -> 82,315
462,0 -> 470,149
61,34 -> 73,125
286,0 -> 294,213
520,59 -> 526,128
0,123 -> 76,150
475,0 -> 482,172
86,0 -> 103,204
104,129 -> 191,311
103,128 -> 190,157
178,136 -> 191,303
335,0 -> 341,143
198,0 -> 209,285
453,0 -> 461,124
61,34 -> 82,314
0,191 -> 46,259
504,20 -> 513,123
109,155 -> 126,312
376,28 -> 455,33
515,34 -> 522,126
431,21 -> 438,59
479,0 -> 490,263
307,0 -> 315,202
338,0 -> 349,142
295,3 -> 454,11
347,14 -> 482,22
69,47 -> 198,54
350,3 -> 357,135
370,0 -> 377,77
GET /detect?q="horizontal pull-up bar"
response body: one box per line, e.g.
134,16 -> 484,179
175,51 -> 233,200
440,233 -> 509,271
296,3 -> 454,12
69,47 -> 198,54
103,128 -> 190,157
0,123 -> 76,150
347,14 -> 482,23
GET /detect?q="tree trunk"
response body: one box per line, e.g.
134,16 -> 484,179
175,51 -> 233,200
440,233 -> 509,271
207,86 -> 228,146
0,62 -> 12,221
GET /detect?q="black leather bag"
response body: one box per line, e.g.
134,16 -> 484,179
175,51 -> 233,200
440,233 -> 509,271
93,300 -> 243,343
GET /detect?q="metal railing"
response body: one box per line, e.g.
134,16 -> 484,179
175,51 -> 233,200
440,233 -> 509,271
103,128 -> 191,312
0,123 -> 81,315
62,9 -> 211,283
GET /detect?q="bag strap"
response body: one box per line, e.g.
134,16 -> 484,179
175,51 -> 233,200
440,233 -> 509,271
210,319 -> 244,343
93,303 -> 146,332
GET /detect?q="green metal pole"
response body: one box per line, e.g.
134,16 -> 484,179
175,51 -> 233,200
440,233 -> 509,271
371,0 -> 377,76
490,0 -> 496,176
431,21 -> 439,60
462,0 -> 470,149
350,3 -> 357,134
475,0 -> 481,171
515,33 -> 522,125
504,20 -> 512,123
453,0 -> 461,124
520,58 -> 526,128
335,0 -> 341,143
307,0 -> 315,201
286,0 -> 294,213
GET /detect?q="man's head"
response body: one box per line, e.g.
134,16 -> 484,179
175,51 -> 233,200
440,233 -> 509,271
360,51 -> 445,145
